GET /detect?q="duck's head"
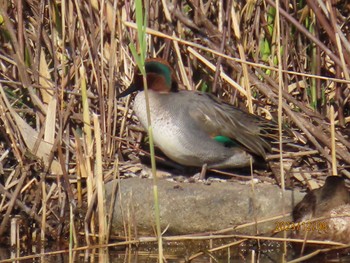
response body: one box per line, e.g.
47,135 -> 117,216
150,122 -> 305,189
118,58 -> 178,98
320,176 -> 349,201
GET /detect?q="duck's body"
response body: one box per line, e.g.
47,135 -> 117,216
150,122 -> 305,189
119,58 -> 277,169
293,176 -> 350,244
134,90 -> 256,168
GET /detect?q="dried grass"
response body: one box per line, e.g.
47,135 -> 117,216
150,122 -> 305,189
0,0 -> 349,261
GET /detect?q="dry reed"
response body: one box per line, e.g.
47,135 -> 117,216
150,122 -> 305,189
0,0 -> 349,261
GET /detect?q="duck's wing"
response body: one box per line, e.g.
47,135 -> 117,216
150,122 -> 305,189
188,92 -> 278,158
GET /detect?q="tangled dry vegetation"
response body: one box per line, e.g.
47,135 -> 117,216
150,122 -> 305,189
0,0 -> 349,250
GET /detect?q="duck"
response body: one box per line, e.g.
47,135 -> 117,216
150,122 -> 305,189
118,58 -> 278,169
292,176 -> 350,244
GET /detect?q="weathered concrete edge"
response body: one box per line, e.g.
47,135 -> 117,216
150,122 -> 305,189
105,178 -> 305,236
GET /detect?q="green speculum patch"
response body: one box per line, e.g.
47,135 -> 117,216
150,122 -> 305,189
214,135 -> 238,148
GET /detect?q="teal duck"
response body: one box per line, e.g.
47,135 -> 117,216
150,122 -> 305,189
118,58 -> 278,169
293,176 -> 350,244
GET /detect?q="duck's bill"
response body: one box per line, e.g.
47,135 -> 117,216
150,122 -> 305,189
117,84 -> 138,99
